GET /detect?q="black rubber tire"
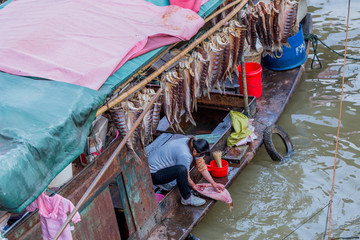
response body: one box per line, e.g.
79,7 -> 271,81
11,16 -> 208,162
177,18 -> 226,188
263,124 -> 294,161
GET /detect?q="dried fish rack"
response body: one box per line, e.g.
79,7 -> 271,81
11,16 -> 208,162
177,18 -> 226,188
96,0 -> 249,117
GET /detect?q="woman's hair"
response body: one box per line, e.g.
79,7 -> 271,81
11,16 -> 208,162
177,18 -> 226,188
193,138 -> 210,155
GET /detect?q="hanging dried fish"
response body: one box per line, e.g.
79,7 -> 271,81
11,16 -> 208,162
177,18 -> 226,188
256,4 -> 270,55
229,20 -> 246,67
110,102 -> 129,147
216,32 -> 231,89
195,46 -> 211,98
245,7 -> 258,52
204,39 -> 224,94
161,71 -> 178,128
151,101 -> 162,135
127,101 -> 143,150
110,101 -> 142,163
270,1 -> 282,53
179,57 -> 196,126
279,0 -> 298,47
173,67 -> 184,133
137,90 -> 154,146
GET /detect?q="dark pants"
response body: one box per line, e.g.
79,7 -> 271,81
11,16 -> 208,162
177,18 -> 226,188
151,165 -> 191,199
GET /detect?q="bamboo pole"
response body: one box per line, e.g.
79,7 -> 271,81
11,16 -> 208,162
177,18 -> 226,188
204,0 -> 243,24
240,54 -> 249,116
96,0 -> 248,117
111,44 -> 176,96
53,88 -> 163,240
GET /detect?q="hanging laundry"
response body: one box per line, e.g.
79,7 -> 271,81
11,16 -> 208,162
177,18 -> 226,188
26,193 -> 81,240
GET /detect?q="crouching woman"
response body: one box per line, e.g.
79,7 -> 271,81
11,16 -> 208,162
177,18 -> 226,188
148,136 -> 225,206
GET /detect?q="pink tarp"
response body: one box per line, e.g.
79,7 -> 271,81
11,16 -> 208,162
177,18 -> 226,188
0,0 -> 205,90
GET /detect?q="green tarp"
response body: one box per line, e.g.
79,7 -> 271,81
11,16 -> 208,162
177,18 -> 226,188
0,0 -> 223,213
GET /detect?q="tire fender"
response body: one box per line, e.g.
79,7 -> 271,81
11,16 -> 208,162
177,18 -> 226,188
263,124 -> 294,161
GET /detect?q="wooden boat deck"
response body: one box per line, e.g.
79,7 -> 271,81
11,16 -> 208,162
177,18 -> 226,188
147,14 -> 313,240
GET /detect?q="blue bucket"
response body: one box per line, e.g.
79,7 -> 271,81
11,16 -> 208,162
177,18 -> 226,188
263,24 -> 307,71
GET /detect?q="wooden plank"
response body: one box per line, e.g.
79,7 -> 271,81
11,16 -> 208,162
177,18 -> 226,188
222,145 -> 248,163
121,153 -> 158,236
72,188 -> 121,240
117,174 -> 136,237
197,92 -> 255,112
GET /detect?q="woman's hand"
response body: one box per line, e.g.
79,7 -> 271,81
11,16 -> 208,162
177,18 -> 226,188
192,184 -> 204,192
211,182 -> 225,192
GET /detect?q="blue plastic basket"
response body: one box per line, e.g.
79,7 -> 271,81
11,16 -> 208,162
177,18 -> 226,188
263,24 -> 307,71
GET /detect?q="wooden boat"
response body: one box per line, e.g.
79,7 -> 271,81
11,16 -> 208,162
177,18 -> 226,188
2,0 -> 312,239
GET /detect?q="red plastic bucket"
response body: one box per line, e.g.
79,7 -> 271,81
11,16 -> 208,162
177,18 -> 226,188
207,160 -> 228,178
237,62 -> 263,98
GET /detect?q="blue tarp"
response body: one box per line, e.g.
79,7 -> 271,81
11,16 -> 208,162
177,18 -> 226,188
0,0 -> 223,213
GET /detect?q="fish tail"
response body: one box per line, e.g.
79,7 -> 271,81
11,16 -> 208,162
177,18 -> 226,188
229,202 -> 233,212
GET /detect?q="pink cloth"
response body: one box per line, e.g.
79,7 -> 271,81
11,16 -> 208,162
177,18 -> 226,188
0,0 -> 205,90
26,193 -> 81,240
169,0 -> 201,12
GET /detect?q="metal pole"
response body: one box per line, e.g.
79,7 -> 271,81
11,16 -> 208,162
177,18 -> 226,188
240,55 -> 249,116
53,88 -> 163,240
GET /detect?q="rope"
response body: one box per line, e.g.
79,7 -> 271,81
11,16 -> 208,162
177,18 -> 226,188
304,31 -> 360,69
327,0 -> 351,239
282,202 -> 330,240
322,200 -> 331,240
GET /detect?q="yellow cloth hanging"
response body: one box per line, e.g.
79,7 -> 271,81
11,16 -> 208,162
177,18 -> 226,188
227,110 -> 252,147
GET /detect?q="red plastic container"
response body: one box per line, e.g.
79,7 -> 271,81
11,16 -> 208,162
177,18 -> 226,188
207,159 -> 228,178
237,62 -> 263,98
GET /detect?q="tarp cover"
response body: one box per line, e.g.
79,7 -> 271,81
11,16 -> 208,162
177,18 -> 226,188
0,0 -> 223,213
0,0 -> 204,90
0,73 -> 104,212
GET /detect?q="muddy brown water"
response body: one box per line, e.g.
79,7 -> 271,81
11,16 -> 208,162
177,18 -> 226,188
192,0 -> 360,239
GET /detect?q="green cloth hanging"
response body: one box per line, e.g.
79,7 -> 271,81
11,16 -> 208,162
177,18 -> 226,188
227,110 -> 252,147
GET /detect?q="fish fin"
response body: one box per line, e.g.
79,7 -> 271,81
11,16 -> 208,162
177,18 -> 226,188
194,98 -> 198,112
170,123 -> 177,133
186,113 -> 197,126
262,51 -> 274,58
214,82 -> 222,94
234,67 -> 239,78
175,123 -> 185,134
132,151 -> 142,164
206,90 -> 211,99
